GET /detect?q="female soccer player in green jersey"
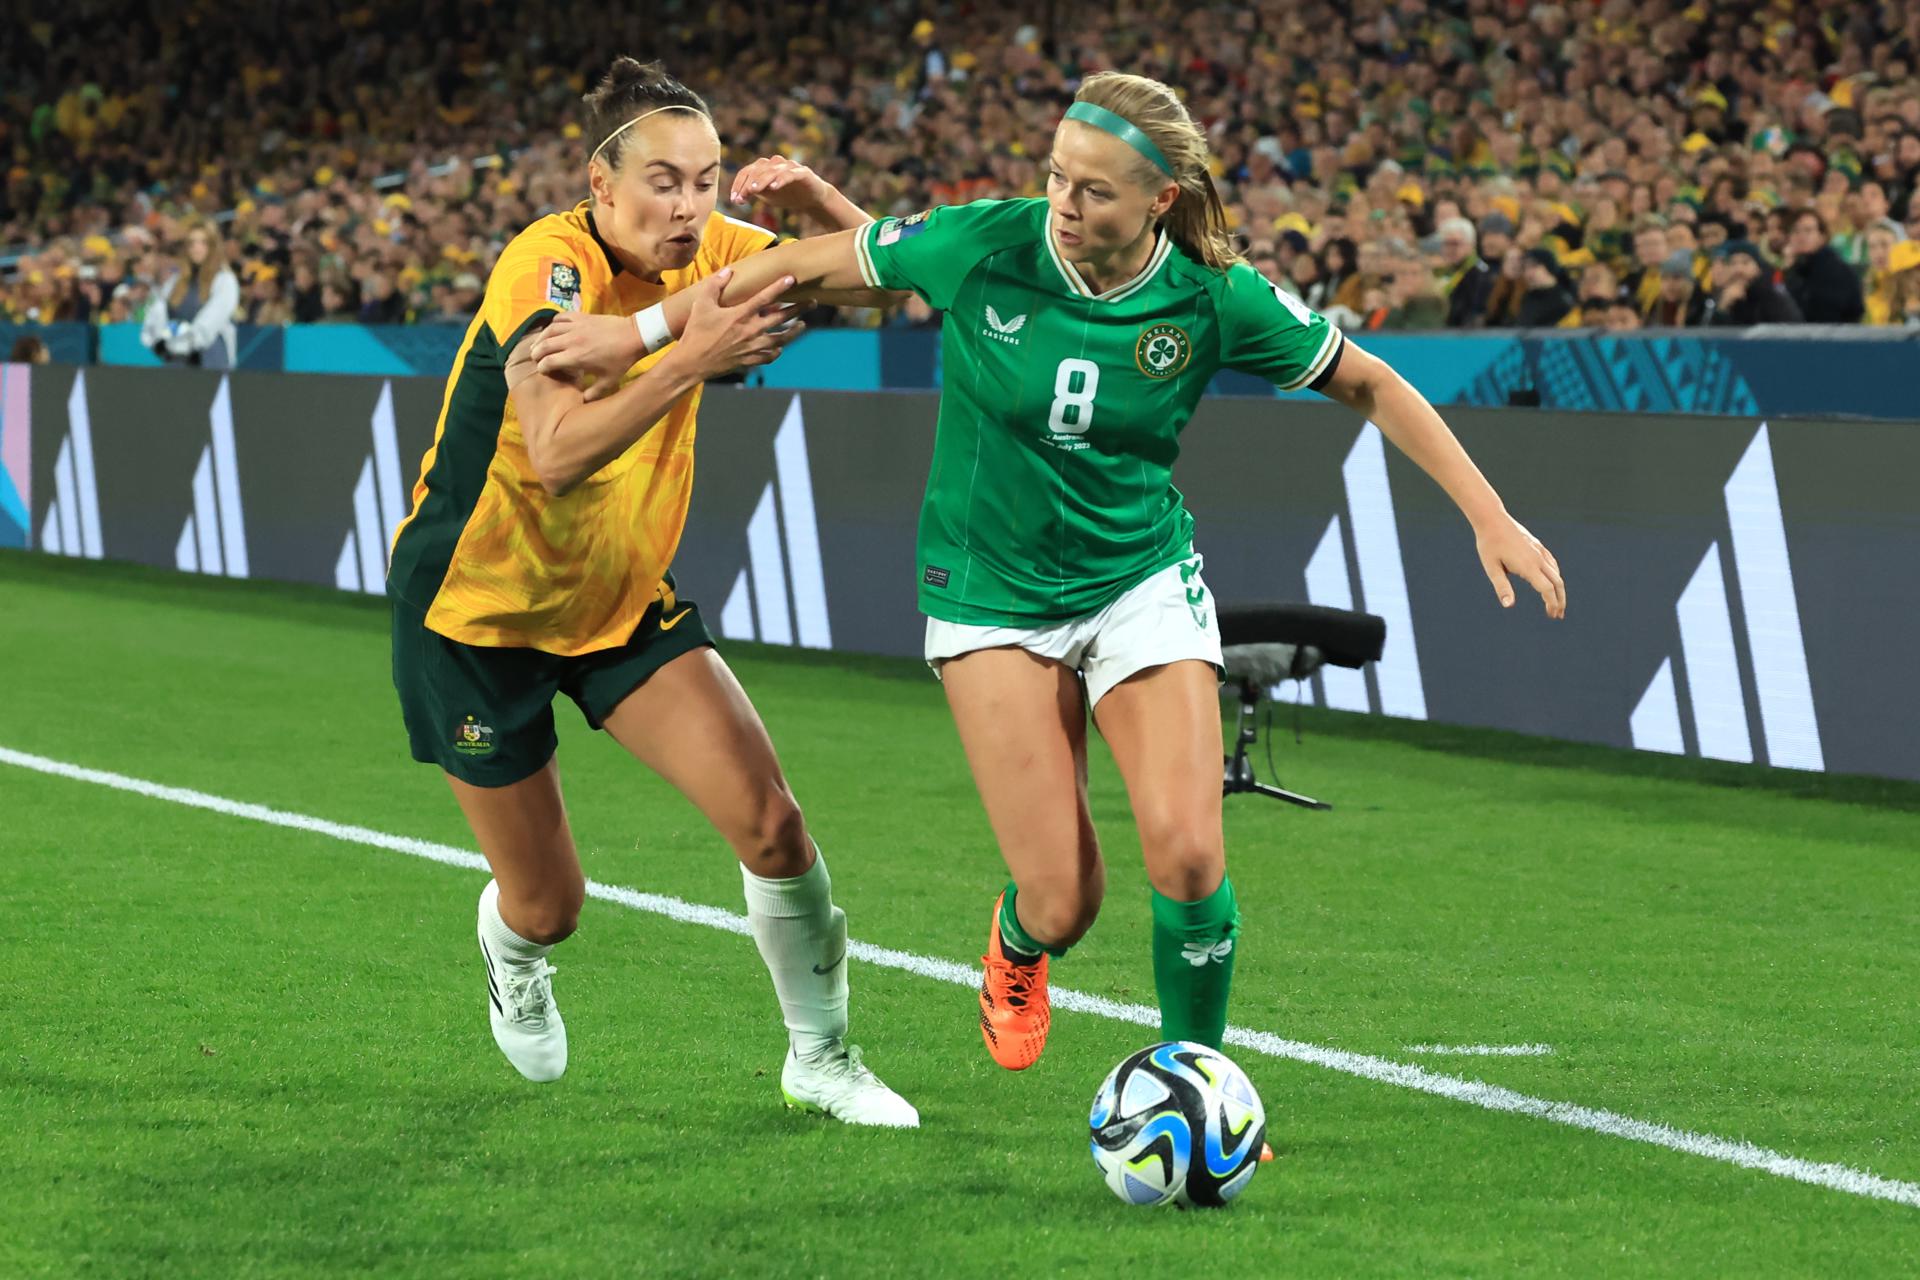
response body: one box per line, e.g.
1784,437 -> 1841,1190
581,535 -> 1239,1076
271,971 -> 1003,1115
532,71 -> 1566,1076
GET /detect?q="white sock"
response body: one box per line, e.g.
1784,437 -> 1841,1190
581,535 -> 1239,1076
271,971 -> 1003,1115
479,879 -> 553,966
741,847 -> 848,1063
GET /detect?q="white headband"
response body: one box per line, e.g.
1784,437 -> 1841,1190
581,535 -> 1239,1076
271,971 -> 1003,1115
590,105 -> 708,166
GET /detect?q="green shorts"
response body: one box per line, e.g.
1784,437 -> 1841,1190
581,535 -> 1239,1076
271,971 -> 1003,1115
391,577 -> 715,787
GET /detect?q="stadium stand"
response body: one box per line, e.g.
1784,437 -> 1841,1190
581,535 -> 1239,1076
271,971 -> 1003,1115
5,0 -> 1920,331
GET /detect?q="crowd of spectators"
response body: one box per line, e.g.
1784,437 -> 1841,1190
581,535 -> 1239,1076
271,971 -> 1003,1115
6,0 -> 1920,340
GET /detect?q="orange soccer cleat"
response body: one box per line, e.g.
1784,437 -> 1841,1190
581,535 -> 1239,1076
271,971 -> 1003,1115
979,893 -> 1052,1071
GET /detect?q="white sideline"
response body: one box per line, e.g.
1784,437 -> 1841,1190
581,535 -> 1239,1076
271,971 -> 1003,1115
4,742 -> 1917,1212
1406,1044 -> 1556,1057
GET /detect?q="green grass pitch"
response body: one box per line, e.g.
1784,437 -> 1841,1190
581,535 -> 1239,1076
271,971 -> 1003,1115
3,549 -> 1918,1277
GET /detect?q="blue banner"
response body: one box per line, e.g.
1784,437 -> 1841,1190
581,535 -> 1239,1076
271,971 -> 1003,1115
8,321 -> 1918,420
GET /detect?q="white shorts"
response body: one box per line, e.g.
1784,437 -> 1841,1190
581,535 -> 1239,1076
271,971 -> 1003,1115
924,556 -> 1225,707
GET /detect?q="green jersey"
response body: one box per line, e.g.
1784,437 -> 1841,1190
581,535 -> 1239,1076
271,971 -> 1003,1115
854,197 -> 1343,625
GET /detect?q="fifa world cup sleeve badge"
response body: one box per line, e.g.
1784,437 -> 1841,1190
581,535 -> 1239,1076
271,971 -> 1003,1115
546,262 -> 581,311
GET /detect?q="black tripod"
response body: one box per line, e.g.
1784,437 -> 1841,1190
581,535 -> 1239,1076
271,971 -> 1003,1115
1216,602 -> 1388,812
1222,678 -> 1329,809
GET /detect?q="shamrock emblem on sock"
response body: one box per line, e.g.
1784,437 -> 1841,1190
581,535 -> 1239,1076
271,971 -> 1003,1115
1181,938 -> 1235,967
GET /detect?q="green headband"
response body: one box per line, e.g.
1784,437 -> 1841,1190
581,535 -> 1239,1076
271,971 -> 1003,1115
1064,101 -> 1175,178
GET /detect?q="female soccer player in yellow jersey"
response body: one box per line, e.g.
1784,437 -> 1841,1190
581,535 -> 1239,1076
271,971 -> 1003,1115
533,73 -> 1564,1099
386,58 -> 918,1126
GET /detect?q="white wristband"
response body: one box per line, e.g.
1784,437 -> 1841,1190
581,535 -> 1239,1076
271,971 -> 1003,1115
633,303 -> 673,355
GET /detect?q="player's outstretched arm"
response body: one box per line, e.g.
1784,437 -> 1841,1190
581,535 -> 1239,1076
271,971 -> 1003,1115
513,270 -> 798,495
728,155 -> 898,306
527,229 -> 880,392
678,228 -> 873,317
1319,340 -> 1567,619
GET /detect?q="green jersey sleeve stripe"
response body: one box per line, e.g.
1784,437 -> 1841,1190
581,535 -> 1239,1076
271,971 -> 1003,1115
853,224 -> 883,289
1279,325 -> 1343,392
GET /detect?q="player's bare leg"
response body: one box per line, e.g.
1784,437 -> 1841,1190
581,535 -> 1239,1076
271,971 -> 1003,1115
941,647 -> 1104,1069
603,647 -> 916,1127
1096,660 -> 1269,1159
1096,658 -> 1237,1046
447,760 -> 580,1082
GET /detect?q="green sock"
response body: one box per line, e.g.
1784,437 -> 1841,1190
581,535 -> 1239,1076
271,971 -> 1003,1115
998,883 -> 1069,964
1151,875 -> 1239,1050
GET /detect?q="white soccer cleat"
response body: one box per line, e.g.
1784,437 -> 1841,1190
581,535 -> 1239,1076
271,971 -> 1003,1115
781,1043 -> 920,1128
477,906 -> 568,1084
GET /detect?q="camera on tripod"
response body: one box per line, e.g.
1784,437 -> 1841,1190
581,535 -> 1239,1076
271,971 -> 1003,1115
1218,603 -> 1387,810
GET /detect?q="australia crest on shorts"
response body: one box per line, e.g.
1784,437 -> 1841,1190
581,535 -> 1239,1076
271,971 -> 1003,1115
454,715 -> 496,756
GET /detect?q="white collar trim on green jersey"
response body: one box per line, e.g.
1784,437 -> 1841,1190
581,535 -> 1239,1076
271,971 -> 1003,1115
1045,227 -> 1172,303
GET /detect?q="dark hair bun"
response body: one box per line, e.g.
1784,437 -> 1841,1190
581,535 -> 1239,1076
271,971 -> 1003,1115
583,57 -> 710,167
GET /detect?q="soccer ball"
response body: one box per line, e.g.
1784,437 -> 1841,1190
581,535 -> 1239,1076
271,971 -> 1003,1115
1088,1041 -> 1266,1208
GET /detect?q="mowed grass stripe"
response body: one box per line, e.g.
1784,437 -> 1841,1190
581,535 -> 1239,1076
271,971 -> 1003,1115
6,741 -> 1918,1212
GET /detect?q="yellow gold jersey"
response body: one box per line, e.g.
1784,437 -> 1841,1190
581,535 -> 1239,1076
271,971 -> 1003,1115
388,200 -> 774,655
